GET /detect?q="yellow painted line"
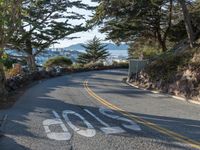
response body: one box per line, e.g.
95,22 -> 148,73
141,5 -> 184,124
83,80 -> 200,150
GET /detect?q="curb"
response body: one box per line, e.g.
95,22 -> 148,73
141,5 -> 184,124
125,81 -> 200,105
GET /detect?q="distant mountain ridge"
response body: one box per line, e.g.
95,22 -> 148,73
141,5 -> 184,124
65,43 -> 128,51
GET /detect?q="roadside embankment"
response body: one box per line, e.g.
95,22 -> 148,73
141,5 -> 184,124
129,47 -> 200,102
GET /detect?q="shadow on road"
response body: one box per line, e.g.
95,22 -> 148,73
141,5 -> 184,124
0,70 -> 199,150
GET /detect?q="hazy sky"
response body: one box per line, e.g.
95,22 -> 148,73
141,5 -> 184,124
53,0 -> 108,48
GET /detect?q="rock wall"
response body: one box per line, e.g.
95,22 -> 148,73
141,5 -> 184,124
5,64 -> 129,93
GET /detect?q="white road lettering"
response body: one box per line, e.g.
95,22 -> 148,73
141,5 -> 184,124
99,107 -> 141,131
84,109 -> 125,134
62,110 -> 96,137
43,111 -> 71,141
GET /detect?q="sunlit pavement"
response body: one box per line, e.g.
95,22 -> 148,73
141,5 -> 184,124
0,69 -> 200,150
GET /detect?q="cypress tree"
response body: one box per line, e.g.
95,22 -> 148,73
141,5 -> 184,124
77,37 -> 109,64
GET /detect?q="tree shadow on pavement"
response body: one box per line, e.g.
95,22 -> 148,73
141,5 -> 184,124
0,70 -> 199,150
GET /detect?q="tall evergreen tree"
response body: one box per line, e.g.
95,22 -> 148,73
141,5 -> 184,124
77,37 -> 109,64
8,0 -> 90,71
89,0 -> 174,52
91,0 -> 199,51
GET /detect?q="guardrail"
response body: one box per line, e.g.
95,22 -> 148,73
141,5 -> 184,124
128,59 -> 149,80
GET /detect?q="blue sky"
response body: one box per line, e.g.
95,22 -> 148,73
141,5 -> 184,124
53,0 -> 108,48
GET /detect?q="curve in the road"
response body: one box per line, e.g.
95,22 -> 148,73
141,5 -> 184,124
83,80 -> 200,150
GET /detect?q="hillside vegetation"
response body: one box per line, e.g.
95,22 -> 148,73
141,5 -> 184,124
130,42 -> 200,101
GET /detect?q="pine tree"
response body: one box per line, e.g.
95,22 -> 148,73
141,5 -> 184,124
77,37 -> 109,64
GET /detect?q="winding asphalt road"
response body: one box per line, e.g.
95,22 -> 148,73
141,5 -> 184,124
0,69 -> 200,150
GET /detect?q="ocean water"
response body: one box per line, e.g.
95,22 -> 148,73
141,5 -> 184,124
78,49 -> 128,57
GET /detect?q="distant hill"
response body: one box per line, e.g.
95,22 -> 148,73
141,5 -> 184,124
65,43 -> 128,51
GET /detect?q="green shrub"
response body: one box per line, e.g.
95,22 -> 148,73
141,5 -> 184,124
0,52 -> 17,69
71,63 -> 84,69
3,59 -> 17,69
112,61 -> 129,68
146,51 -> 193,82
128,38 -> 162,59
83,62 -> 104,69
44,56 -> 72,68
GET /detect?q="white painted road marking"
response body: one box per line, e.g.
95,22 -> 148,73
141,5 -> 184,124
43,111 -> 71,141
43,108 -> 141,140
84,109 -> 125,134
62,110 -> 96,137
99,107 -> 141,131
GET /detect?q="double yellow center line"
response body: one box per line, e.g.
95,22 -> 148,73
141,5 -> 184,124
83,80 -> 200,149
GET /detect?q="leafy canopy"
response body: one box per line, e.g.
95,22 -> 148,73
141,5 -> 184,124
8,0 -> 90,56
90,0 -> 173,43
90,0 -> 200,52
0,0 -> 22,50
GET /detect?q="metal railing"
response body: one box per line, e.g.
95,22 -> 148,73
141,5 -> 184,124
128,59 -> 149,80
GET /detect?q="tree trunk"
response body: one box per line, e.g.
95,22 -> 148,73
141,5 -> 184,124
179,0 -> 195,48
25,38 -> 37,72
0,62 -> 7,101
163,0 -> 173,45
160,40 -> 167,52
157,29 -> 167,52
27,54 -> 37,72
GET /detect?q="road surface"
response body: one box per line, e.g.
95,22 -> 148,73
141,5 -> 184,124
0,69 -> 200,150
